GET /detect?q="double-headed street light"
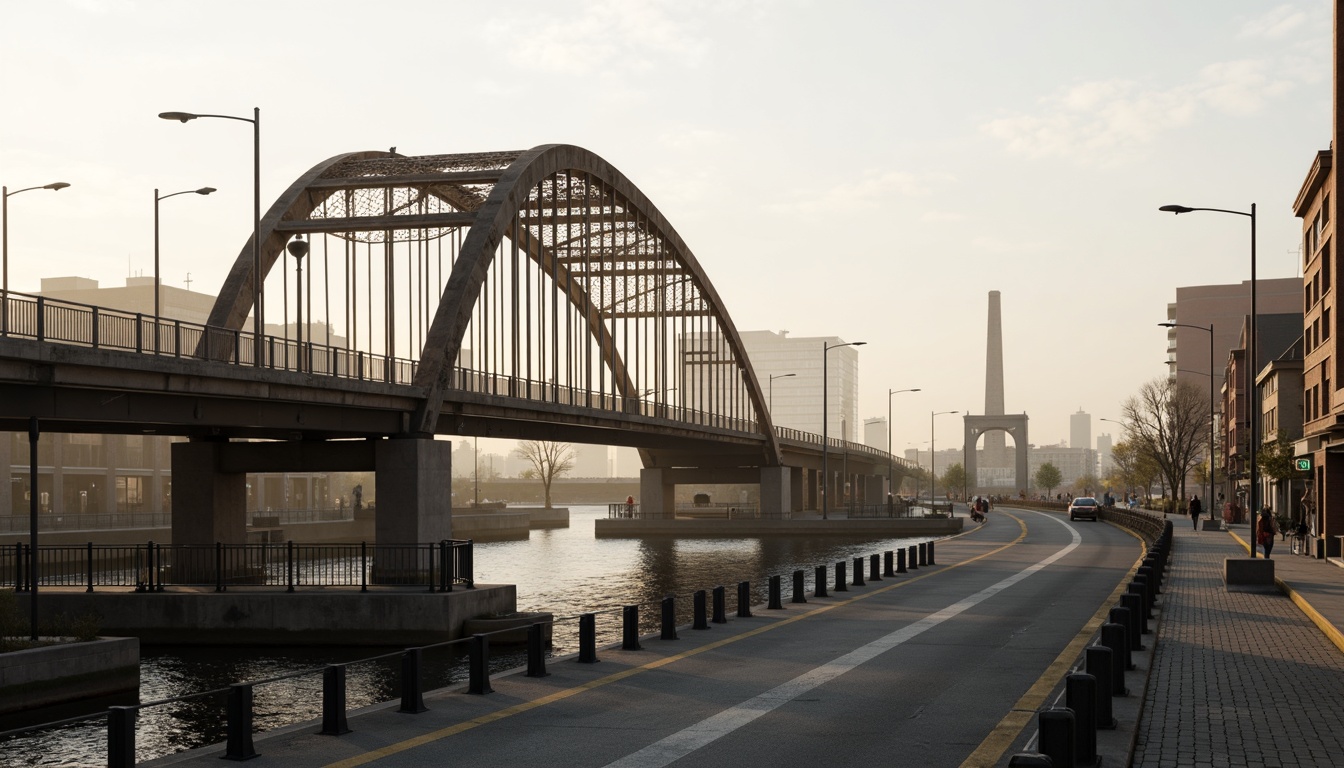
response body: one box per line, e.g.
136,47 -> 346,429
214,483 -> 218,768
1160,203 -> 1259,555
822,340 -> 865,519
769,373 -> 796,414
931,410 -> 959,511
888,388 -> 921,502
154,187 -> 216,349
1159,321 -> 1216,512
161,108 -> 262,365
3,182 -> 71,335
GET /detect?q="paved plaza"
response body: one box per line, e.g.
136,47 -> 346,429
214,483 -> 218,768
1132,519 -> 1344,768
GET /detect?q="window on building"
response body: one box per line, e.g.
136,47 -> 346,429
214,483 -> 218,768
1326,308 -> 1333,341
1325,241 -> 1333,291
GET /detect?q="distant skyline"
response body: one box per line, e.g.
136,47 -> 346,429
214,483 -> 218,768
1,1 -> 1330,451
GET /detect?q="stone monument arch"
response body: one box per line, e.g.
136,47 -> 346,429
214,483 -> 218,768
965,415 -> 1029,494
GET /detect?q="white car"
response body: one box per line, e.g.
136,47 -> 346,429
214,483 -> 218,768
1068,496 -> 1100,521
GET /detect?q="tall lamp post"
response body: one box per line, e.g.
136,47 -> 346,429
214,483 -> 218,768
931,410 -> 959,512
3,182 -> 71,335
769,373 -> 796,414
160,109 -> 262,365
822,340 -> 865,519
1160,203 -> 1258,554
1159,322 -> 1216,513
888,388 -> 921,502
154,187 -> 215,349
287,236 -> 309,372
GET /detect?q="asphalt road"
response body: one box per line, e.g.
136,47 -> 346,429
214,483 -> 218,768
150,507 -> 1144,768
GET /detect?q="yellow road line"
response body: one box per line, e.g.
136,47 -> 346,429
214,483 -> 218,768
959,515 -> 1148,768
322,519 -> 1032,768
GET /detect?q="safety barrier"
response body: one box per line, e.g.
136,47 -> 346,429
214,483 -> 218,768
1009,518 -> 1173,767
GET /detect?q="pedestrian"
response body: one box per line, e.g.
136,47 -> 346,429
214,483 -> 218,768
1257,511 -> 1278,558
1189,494 -> 1203,530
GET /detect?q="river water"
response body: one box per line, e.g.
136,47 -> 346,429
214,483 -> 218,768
3,505 -> 935,767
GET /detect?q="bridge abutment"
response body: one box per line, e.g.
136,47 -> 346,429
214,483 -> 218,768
640,468 -> 676,519
374,437 -> 453,543
171,440 -> 249,547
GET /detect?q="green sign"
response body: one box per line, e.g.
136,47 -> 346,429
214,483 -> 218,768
1295,457 -> 1313,472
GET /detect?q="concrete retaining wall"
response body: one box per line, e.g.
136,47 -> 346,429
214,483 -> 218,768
16,586 -> 517,646
0,636 -> 139,715
594,517 -> 962,538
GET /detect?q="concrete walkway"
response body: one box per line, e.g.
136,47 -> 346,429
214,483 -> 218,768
1132,517 -> 1344,768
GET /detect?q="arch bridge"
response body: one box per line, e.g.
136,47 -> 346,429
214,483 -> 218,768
0,145 -> 907,545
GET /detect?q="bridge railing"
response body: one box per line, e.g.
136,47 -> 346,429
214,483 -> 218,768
3,539 -> 474,592
0,289 -> 419,385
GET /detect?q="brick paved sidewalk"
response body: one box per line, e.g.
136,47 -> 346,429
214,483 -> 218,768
1132,522 -> 1344,768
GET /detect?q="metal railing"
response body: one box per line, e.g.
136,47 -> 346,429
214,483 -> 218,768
3,539 -> 474,593
0,513 -> 172,534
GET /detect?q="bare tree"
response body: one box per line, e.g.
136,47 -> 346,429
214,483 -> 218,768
1121,377 -> 1208,508
513,441 -> 576,508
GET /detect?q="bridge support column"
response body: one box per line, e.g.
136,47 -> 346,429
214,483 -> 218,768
789,467 -> 804,513
866,474 -> 883,506
374,438 -> 453,544
171,440 -> 249,547
640,468 -> 675,519
759,466 -> 790,518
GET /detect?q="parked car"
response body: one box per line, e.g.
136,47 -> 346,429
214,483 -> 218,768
1068,496 -> 1100,521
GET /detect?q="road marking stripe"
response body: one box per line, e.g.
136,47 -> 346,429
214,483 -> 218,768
321,518 -> 1032,768
960,512 -> 1151,767
598,514 -> 1081,768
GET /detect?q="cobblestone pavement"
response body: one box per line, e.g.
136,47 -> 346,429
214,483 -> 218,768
1132,523 -> 1344,768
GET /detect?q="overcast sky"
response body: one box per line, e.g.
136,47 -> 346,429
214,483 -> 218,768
0,0 -> 1331,457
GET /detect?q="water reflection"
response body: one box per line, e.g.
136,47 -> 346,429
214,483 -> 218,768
4,505 -> 929,767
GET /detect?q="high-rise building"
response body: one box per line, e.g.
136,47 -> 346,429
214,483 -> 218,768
737,330 -> 862,441
863,417 -> 888,451
1164,278 -> 1302,389
1070,410 -> 1091,450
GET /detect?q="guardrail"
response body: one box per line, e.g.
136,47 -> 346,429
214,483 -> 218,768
3,540 -> 474,592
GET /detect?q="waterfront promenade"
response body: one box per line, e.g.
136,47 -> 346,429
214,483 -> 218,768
134,508 -> 1344,768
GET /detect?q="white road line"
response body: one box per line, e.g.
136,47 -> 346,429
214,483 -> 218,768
602,511 -> 1083,768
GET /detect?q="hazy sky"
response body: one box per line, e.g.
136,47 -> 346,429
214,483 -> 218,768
0,0 -> 1331,456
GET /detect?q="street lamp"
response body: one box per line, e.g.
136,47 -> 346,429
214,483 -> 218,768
888,388 -> 921,503
287,236 -> 309,372
1160,203 -> 1259,554
822,340 -> 865,519
3,182 -> 71,335
161,108 -> 262,365
1160,321 -> 1216,513
931,410 -> 959,512
769,373 -> 796,414
154,187 -> 215,349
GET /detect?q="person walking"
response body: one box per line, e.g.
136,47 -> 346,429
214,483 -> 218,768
1189,495 -> 1203,530
1258,511 -> 1278,558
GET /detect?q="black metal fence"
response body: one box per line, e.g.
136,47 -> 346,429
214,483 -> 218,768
3,539 -> 474,592
606,503 -> 791,520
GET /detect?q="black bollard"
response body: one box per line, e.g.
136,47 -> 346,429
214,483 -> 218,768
662,596 -> 679,639
320,664 -> 351,735
108,706 -> 137,768
852,557 -> 865,586
1006,755 -> 1054,768
1065,674 -> 1099,767
1129,579 -> 1153,619
884,550 -> 895,577
737,581 -> 753,617
1101,621 -> 1133,681
908,545 -> 920,569
529,622 -> 552,676
814,566 -> 829,598
1037,708 -> 1076,768
1085,646 -> 1117,729
577,614 -> 599,664
835,561 -> 849,591
1109,605 -> 1140,652
225,683 -> 259,759
1139,565 -> 1159,595
713,585 -> 729,622
1121,591 -> 1149,637
399,648 -> 427,713
918,542 -> 928,566
792,570 -> 807,603
622,606 -> 642,651
870,553 -> 882,581
693,590 -> 711,628
768,575 -> 784,609
928,540 -> 936,565
897,548 -> 908,573
469,633 -> 495,692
